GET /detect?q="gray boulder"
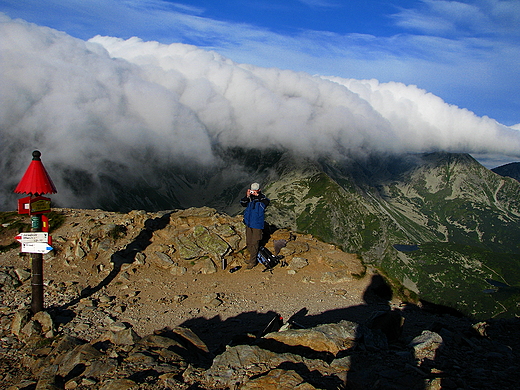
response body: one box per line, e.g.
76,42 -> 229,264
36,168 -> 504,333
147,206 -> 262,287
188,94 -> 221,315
409,330 -> 443,361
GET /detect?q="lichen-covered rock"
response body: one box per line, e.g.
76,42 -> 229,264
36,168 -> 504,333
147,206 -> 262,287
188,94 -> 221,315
212,224 -> 236,238
193,225 -> 230,258
173,234 -> 205,260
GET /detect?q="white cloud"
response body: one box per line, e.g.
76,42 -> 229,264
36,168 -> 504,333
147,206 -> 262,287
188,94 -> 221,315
392,1 -> 485,35
1,1 -> 519,124
325,77 -> 519,155
1,15 -> 520,208
392,0 -> 520,38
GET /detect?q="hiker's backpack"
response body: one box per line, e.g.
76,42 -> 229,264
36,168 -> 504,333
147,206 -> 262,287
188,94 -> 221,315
257,246 -> 285,271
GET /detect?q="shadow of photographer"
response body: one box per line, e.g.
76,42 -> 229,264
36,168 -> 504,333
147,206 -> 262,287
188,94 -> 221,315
177,274 -> 422,389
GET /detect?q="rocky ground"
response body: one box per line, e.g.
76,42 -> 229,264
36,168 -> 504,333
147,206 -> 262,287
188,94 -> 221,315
0,207 -> 519,389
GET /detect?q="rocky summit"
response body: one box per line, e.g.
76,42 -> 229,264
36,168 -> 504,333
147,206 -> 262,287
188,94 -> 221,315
0,207 -> 519,389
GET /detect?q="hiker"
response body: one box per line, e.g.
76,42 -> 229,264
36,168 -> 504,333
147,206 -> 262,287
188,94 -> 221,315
240,182 -> 270,269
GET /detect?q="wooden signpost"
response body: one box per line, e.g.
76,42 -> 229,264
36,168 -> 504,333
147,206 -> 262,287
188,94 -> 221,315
14,151 -> 57,314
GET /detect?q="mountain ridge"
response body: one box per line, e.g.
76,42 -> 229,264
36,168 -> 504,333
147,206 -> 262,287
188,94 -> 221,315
260,152 -> 520,319
5,150 -> 520,319
492,161 -> 520,182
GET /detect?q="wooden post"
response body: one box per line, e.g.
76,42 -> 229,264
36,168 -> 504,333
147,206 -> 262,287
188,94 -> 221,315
30,214 -> 44,314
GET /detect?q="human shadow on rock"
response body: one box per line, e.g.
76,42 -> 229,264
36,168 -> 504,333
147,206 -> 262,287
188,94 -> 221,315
181,271 -> 519,389
189,274 -> 428,389
288,274 -> 395,329
179,274 -> 397,357
180,309 -> 286,355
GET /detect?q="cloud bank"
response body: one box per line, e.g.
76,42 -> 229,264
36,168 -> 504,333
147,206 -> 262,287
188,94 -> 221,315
1,15 -> 520,209
1,1 -> 519,125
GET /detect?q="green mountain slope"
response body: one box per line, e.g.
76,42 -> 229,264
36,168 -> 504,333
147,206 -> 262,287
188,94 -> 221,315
261,152 -> 520,319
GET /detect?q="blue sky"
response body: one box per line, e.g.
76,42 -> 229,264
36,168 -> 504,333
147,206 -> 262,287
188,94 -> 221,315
1,0 -> 519,126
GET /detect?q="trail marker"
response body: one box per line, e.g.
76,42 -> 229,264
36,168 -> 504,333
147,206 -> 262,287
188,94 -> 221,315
21,242 -> 54,254
15,232 -> 49,243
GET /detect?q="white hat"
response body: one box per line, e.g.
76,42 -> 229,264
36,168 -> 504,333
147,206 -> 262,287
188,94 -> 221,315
250,182 -> 260,191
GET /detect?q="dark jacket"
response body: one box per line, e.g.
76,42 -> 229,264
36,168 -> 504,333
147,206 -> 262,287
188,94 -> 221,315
240,192 -> 270,229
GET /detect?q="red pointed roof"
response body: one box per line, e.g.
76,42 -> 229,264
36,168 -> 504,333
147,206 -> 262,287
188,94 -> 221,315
14,151 -> 57,195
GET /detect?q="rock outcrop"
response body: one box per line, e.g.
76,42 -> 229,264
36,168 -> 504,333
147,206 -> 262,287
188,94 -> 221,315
1,207 -> 519,389
1,305 -> 519,390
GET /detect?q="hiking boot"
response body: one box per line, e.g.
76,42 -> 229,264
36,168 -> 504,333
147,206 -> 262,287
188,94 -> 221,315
245,262 -> 257,270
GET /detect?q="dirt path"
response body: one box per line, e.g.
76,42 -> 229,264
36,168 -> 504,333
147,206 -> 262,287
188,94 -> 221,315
110,259 -> 380,350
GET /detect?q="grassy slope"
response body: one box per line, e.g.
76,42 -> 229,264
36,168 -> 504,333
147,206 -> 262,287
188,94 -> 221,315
265,153 -> 520,320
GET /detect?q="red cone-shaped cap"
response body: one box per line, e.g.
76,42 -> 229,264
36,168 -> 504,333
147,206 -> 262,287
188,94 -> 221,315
14,151 -> 57,195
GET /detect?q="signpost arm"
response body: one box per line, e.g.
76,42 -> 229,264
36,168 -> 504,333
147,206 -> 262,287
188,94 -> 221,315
30,214 -> 44,314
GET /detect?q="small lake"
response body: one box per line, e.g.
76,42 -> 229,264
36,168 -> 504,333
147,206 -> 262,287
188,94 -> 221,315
393,244 -> 420,252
